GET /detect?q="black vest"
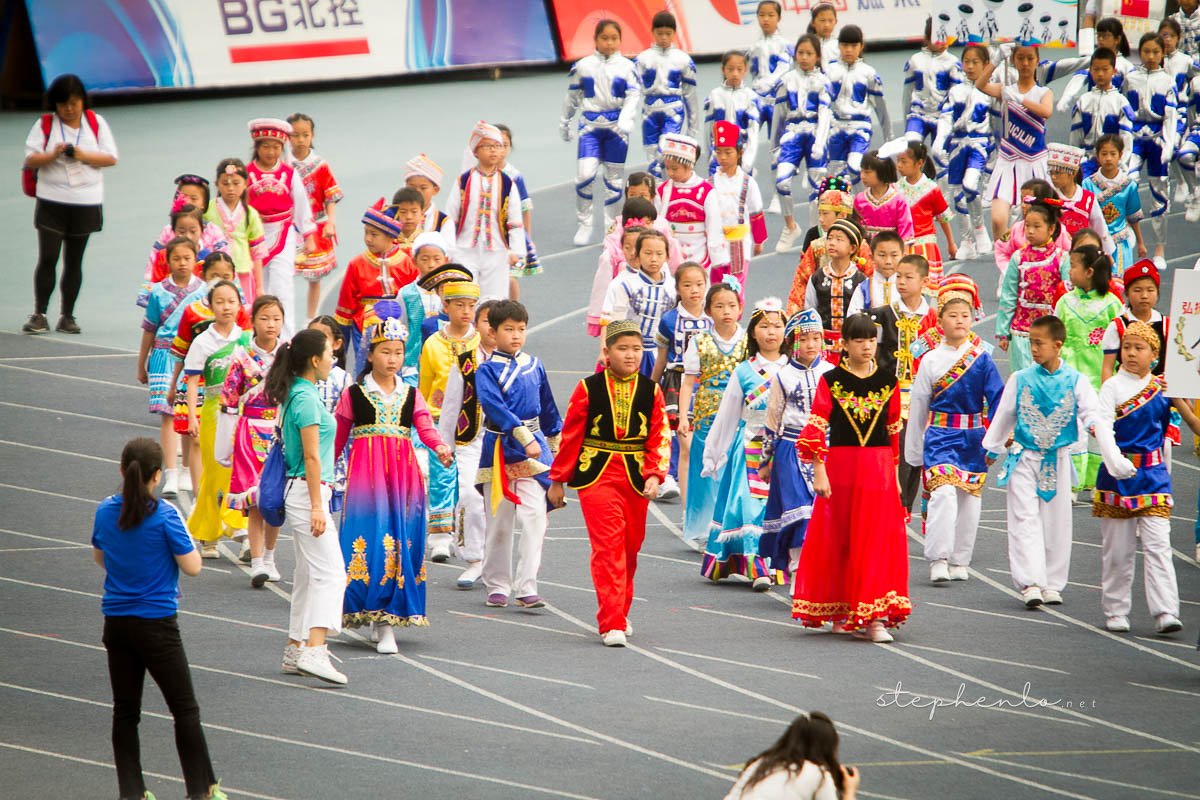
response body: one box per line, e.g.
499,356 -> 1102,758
569,372 -> 657,493
454,349 -> 482,446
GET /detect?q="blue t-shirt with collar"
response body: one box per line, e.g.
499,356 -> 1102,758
92,496 -> 195,618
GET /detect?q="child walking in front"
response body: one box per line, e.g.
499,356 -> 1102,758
983,315 -> 1102,609
601,230 -> 676,376
475,300 -> 563,609
896,142 -> 955,286
905,276 -> 1004,584
635,11 -> 699,179
548,320 -> 671,646
205,159 -> 265,304
288,112 -> 343,319
700,298 -> 788,589
996,200 -> 1071,373
825,25 -> 890,185
711,120 -> 768,292
1084,134 -> 1147,274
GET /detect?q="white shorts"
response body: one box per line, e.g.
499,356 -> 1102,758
987,154 -> 1049,206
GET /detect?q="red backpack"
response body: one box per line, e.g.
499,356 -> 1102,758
22,110 -> 100,198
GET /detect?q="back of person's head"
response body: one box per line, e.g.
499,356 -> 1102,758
265,328 -> 328,404
1071,243 -> 1113,295
806,712 -> 845,794
1021,178 -> 1055,202
621,197 -> 657,224
488,299 -> 529,330
308,314 -> 347,369
118,437 -> 162,530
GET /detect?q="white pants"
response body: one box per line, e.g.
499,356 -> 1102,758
482,476 -> 547,597
1006,452 -> 1073,592
1100,516 -> 1180,619
455,248 -> 510,304
924,485 -> 982,566
262,226 -> 298,338
285,480 -> 345,641
456,438 -> 485,562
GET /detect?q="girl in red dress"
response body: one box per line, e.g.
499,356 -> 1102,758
791,312 -> 912,643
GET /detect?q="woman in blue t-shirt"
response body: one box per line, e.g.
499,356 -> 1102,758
91,437 -> 226,800
262,327 -> 347,685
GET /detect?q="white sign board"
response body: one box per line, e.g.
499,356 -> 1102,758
1164,269 -> 1200,399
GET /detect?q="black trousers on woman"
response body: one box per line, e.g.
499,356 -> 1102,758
33,199 -> 101,317
102,615 -> 216,799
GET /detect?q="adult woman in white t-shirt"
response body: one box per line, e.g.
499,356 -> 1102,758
725,713 -> 861,800
21,74 -> 118,335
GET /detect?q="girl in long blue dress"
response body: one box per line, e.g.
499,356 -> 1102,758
700,298 -> 788,589
334,300 -> 452,655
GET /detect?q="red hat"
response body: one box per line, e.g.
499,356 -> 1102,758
713,120 -> 741,150
1122,259 -> 1159,288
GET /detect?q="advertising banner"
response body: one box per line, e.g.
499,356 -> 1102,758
551,0 -> 933,62
932,0 -> 1079,48
1165,270 -> 1200,399
24,0 -> 558,93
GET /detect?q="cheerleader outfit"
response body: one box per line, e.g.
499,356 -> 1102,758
1083,168 -> 1143,273
987,83 -> 1051,206
656,306 -> 712,429
712,165 -> 768,289
204,199 -> 265,303
142,276 -> 205,416
292,150 -> 344,282
1093,371 -> 1182,626
791,363 -> 911,631
898,175 -> 952,285
635,43 -> 700,178
772,67 -> 832,217
183,326 -> 250,542
902,47 -> 963,152
560,50 -> 641,231
996,243 -> 1070,372
1055,287 -> 1125,489
747,31 -> 793,138
682,328 -> 748,542
1069,86 -> 1135,178
825,58 -> 891,183
853,185 -> 915,243
1124,67 -> 1179,247
702,81 -> 761,175
246,159 -> 315,334
216,339 -> 281,520
905,337 -> 1005,570
759,353 -> 834,578
700,353 -> 788,583
502,161 -> 541,276
337,377 -> 446,629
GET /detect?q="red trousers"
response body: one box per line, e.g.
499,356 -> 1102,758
579,462 -> 649,634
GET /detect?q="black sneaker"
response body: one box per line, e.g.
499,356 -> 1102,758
55,315 -> 81,334
21,313 -> 49,334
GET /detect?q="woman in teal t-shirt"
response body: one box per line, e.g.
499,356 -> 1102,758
263,328 -> 347,685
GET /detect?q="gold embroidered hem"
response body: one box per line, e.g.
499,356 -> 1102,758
342,611 -> 431,628
1092,501 -> 1172,519
475,458 -> 550,488
925,474 -> 986,496
791,591 -> 912,629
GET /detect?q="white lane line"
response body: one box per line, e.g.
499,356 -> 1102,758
871,685 -> 1090,727
647,496 -> 690,545
0,528 -> 88,547
919,602 -> 1067,628
417,654 -> 595,689
536,578 -> 647,602
0,363 -> 142,390
0,400 -> 156,429
983,569 -> 1200,604
0,483 -> 97,503
655,647 -> 821,680
539,603 -> 1096,799
0,742 -> 289,800
963,752 -> 1200,800
0,334 -> 137,353
535,243 -> 604,263
0,353 -> 136,361
0,682 -> 602,800
687,606 -> 794,628
0,545 -> 89,553
0,627 -> 599,746
0,439 -> 118,464
639,551 -> 698,566
444,609 -> 589,638
643,694 -> 792,725
1132,636 -> 1197,651
526,305 -> 587,336
1128,682 -> 1200,698
895,643 -> 1069,675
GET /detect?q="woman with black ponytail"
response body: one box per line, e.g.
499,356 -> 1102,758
91,437 -> 227,800
263,328 -> 349,685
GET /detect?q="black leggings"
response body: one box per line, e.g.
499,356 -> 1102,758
34,228 -> 89,316
103,615 -> 217,798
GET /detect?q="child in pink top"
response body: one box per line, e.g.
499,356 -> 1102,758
992,178 -> 1072,278
852,150 -> 914,243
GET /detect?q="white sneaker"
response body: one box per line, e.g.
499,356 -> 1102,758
161,469 -> 179,499
369,623 -> 380,643
624,621 -> 633,638
573,221 -> 593,247
656,475 -> 680,502
1176,182 -> 1190,204
930,560 -> 950,583
1186,196 -> 1200,223
1042,589 -> 1063,605
1195,542 -> 1200,561
178,468 -> 193,494
1105,615 -> 1131,632
974,226 -> 993,253
852,621 -> 894,643
775,224 -> 802,253
295,645 -> 347,685
767,195 -> 782,215
948,565 -> 970,581
199,540 -> 220,559
601,630 -> 627,647
430,542 -> 451,563
239,542 -> 251,564
264,560 -> 281,582
250,560 -> 269,589
281,643 -> 301,674
376,624 -> 398,654
457,561 -> 483,589
956,237 -> 977,261
752,576 -> 773,592
1153,255 -> 1168,272
1156,613 -> 1183,634
1021,586 -> 1044,608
